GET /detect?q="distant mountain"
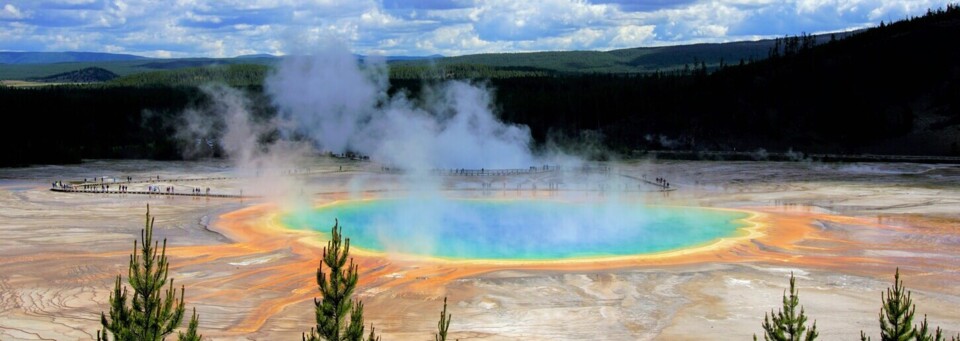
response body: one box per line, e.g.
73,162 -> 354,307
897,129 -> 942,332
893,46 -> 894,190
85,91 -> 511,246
0,32 -> 847,81
234,54 -> 278,59
348,54 -> 443,62
0,57 -> 277,80
393,33 -> 851,74
385,54 -> 443,61
138,59 -> 232,70
0,51 -> 148,64
27,67 -> 118,83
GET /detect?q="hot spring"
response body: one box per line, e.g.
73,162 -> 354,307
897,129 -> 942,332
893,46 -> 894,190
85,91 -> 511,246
282,198 -> 751,260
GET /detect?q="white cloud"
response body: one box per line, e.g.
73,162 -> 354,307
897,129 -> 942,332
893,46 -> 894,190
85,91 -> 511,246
184,11 -> 222,24
694,24 -> 728,37
0,4 -> 27,20
103,44 -> 124,52
201,39 -> 226,57
610,25 -> 656,47
0,0 -> 953,57
359,7 -> 398,27
415,24 -> 497,54
472,0 -> 612,41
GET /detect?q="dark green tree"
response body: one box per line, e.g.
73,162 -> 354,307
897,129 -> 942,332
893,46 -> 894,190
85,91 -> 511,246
98,206 -> 199,341
366,325 -> 380,341
876,268 -> 916,341
755,272 -> 818,341
914,315 -> 944,341
862,269 -> 951,341
304,220 -> 377,341
178,308 -> 202,341
435,297 -> 452,341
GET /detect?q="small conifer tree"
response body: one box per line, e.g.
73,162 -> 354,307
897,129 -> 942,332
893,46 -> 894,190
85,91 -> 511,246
97,206 -> 200,341
436,297 -> 452,341
914,314 -> 945,341
877,268 -> 916,341
755,272 -> 818,341
366,324 -> 380,341
178,308 -> 202,341
304,220 -> 377,341
861,269 -> 951,341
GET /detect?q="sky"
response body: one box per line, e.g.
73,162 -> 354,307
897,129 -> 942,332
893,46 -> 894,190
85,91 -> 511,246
0,0 -> 951,58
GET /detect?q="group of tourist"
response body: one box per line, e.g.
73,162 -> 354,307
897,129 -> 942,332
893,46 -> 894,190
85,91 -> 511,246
90,184 -> 114,192
190,188 -> 211,195
148,185 -> 176,193
453,168 -> 485,175
53,174 -> 229,197
144,185 -> 215,196
656,177 -> 670,189
80,176 -> 135,183
51,181 -> 128,193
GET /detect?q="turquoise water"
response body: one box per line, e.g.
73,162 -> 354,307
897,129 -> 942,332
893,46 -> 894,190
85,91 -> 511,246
282,199 -> 750,260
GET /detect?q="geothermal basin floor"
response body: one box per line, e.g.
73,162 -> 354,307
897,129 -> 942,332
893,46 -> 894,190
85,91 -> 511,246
0,159 -> 959,340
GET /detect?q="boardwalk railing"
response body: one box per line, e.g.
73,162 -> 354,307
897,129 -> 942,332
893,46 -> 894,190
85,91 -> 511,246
50,187 -> 256,199
435,168 -> 555,176
618,174 -> 677,191
76,176 -> 234,186
380,165 -> 612,176
644,150 -> 960,164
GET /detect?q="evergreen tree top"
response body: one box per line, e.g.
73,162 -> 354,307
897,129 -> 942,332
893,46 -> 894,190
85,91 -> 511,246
98,205 -> 198,341
756,272 -> 818,341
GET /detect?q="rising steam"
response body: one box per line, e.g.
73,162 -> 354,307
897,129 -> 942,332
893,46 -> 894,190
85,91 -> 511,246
177,41 -> 639,257
184,41 -> 539,174
265,44 -> 536,170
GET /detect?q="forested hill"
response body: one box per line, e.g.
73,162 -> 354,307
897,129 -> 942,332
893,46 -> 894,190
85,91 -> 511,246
1,6 -> 958,166
108,64 -> 267,87
0,51 -> 147,64
388,5 -> 959,157
480,4 -> 960,156
0,30 -> 837,83
1,35 -> 808,82
29,67 -> 119,83
393,39 -> 779,74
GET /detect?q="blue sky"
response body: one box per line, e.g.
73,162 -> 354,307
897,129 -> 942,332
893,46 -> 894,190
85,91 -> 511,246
0,0 -> 951,58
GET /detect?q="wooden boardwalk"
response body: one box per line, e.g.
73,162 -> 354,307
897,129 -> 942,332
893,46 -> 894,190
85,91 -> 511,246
49,187 -> 256,198
645,150 -> 960,163
436,168 -> 555,176
381,165 -> 611,177
79,176 -> 234,185
618,174 -> 677,191
51,175 -> 253,198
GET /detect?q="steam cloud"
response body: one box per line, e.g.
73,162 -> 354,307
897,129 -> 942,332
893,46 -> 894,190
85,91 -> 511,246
265,44 -> 536,170
178,41 -> 547,199
178,41 -> 651,258
181,41 -> 540,173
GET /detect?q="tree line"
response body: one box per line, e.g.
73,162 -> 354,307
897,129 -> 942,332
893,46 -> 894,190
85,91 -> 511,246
107,64 -> 269,88
403,5 -> 960,156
